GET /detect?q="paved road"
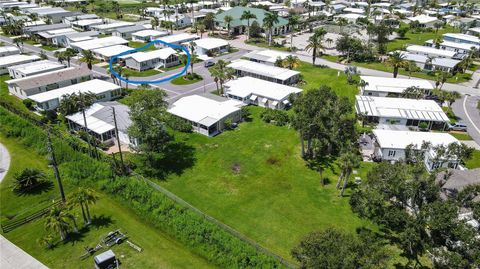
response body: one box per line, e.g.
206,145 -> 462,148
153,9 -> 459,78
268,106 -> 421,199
452,95 -> 480,145
0,142 -> 49,269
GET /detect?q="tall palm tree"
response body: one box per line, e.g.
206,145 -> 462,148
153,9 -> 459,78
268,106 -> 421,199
198,23 -> 206,38
263,12 -> 279,46
305,31 -> 325,65
54,51 -> 66,65
325,37 -> 333,49
151,17 -> 160,30
386,51 -> 406,78
283,55 -> 300,70
287,15 -> 300,51
240,10 -> 257,41
223,15 -> 233,36
79,50 -> 95,70
44,205 -> 72,241
336,150 -> 360,197
209,59 -> 234,95
69,187 -> 98,224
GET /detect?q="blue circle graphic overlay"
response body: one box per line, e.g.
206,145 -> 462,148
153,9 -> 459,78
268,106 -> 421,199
109,39 -> 191,85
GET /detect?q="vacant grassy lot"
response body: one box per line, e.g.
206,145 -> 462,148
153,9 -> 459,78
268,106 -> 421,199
387,26 -> 460,52
296,62 -> 359,102
128,41 -> 157,51
0,136 -> 215,269
159,107 -> 375,261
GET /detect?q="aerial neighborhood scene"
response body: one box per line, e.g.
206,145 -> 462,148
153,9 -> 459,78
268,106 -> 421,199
1,0 -> 480,268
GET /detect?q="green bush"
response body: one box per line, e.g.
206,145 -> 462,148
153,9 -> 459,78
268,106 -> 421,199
260,109 -> 289,126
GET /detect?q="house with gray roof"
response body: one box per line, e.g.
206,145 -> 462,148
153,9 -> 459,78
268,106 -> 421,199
111,24 -> 148,39
6,66 -> 92,99
437,169 -> 480,200
66,101 -> 134,145
24,23 -> 70,35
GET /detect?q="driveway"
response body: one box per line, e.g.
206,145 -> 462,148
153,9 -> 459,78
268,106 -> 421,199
452,95 -> 480,145
0,142 -> 49,269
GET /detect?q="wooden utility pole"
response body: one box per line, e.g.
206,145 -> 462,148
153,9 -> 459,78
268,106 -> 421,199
112,106 -> 125,173
47,127 -> 66,202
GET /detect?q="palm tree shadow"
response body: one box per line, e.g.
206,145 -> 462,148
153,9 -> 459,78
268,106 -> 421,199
14,181 -> 54,196
90,214 -> 114,229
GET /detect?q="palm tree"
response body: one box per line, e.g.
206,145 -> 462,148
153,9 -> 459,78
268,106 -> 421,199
44,205 -> 72,241
358,79 -> 369,94
283,55 -> 300,70
435,71 -> 451,91
336,150 -> 360,197
223,15 -> 233,36
208,59 -> 234,95
305,31 -> 325,65
287,15 -> 300,51
151,17 -> 160,30
263,12 -> 279,46
240,10 -> 257,41
325,37 -> 333,49
68,187 -> 98,224
198,23 -> 206,38
79,50 -> 95,70
386,51 -> 406,78
12,168 -> 46,192
54,51 -> 66,65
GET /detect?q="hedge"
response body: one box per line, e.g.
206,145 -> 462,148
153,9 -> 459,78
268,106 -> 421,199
0,107 -> 287,269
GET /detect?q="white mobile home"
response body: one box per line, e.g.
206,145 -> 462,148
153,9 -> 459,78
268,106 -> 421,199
37,27 -> 77,44
168,94 -> 243,136
92,45 -> 133,62
111,25 -> 148,39
193,38 -> 229,56
372,129 -> 461,171
66,101 -> 134,145
443,33 -> 480,46
406,45 -> 459,59
243,49 -> 294,66
227,59 -> 300,85
0,54 -> 41,75
406,15 -> 440,28
0,46 -> 20,57
6,66 -> 92,99
224,77 -> 301,109
71,18 -> 104,31
154,33 -> 199,48
29,79 -> 122,111
359,76 -> 434,97
355,95 -> 449,130
400,52 -> 460,73
69,36 -> 129,52
7,60 -> 65,79
425,39 -> 479,54
53,30 -> 99,48
123,48 -> 179,71
91,21 -> 135,34
131,29 -> 168,42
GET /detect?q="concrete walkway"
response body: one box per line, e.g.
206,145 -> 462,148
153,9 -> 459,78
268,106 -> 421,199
0,143 -> 49,269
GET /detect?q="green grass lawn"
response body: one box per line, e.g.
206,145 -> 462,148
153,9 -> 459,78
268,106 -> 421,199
245,38 -> 290,52
122,68 -> 160,77
128,41 -> 157,51
449,132 -> 473,141
159,107 -> 375,261
295,62 -> 359,103
387,26 -> 460,52
0,135 -> 216,269
465,150 -> 480,169
171,75 -> 203,85
40,45 -> 60,51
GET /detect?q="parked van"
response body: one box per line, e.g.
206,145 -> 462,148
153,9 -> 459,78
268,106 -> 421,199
448,122 -> 468,132
204,59 -> 215,67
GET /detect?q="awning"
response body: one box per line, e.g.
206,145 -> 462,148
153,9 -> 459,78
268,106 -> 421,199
261,98 -> 268,103
249,95 -> 257,101
272,101 -> 278,106
282,99 -> 290,104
